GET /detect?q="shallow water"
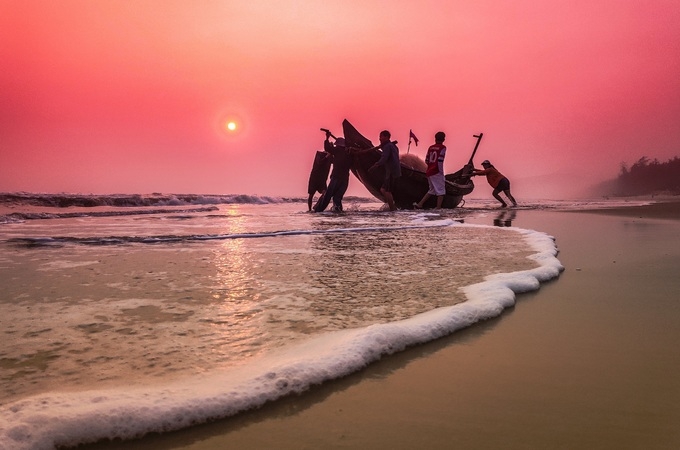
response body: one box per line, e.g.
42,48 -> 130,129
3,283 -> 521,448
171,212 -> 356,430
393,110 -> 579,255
0,202 -> 538,407
129,208 -> 680,450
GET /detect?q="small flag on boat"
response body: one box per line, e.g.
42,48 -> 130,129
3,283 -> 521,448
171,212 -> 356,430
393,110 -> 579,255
409,130 -> 419,146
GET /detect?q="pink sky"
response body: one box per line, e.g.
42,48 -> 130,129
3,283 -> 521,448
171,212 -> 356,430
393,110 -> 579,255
1,1 -> 679,199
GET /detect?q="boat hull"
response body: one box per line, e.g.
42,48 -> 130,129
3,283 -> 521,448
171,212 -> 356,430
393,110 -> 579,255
342,120 -> 474,209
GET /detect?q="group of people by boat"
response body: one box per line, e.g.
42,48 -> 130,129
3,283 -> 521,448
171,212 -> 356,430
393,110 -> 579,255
308,128 -> 401,212
307,120 -> 517,212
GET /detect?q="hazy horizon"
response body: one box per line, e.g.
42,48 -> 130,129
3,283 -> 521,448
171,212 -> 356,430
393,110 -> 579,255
0,164 -> 661,201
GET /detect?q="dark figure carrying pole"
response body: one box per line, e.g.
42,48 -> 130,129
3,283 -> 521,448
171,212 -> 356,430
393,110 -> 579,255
313,129 -> 353,213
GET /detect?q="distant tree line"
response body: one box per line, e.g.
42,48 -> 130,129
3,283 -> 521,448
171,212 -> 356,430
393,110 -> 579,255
613,156 -> 680,196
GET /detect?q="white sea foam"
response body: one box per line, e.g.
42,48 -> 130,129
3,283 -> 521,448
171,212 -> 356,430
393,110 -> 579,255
37,260 -> 100,271
0,222 -> 563,450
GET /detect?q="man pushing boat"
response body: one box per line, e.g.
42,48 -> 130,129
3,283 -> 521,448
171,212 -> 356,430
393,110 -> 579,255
471,160 -> 518,208
368,130 -> 401,211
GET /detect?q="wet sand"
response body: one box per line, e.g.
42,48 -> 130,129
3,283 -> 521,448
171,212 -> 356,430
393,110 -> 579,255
87,201 -> 680,450
575,198 -> 680,220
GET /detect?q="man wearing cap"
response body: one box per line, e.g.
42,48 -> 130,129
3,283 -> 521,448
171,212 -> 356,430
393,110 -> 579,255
471,160 -> 518,208
313,132 -> 353,212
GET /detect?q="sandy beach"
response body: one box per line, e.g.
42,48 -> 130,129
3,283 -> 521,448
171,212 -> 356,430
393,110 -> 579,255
85,201 -> 680,450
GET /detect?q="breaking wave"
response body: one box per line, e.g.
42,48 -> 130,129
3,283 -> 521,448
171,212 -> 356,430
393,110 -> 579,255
0,193 -> 292,208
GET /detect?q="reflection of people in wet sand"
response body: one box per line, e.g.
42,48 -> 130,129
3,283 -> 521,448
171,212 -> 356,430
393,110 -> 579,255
471,160 -> 517,208
307,151 -> 332,211
493,209 -> 516,227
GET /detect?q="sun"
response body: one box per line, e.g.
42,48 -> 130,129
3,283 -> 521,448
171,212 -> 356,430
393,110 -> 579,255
216,111 -> 245,140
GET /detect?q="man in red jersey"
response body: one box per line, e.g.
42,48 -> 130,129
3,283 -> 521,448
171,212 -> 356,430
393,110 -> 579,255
414,131 -> 447,209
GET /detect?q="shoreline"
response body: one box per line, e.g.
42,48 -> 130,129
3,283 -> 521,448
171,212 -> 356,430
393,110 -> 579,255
567,198 -> 680,220
66,201 -> 680,449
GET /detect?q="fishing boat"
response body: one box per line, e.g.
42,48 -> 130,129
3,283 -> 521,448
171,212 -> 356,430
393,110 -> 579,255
341,119 -> 479,209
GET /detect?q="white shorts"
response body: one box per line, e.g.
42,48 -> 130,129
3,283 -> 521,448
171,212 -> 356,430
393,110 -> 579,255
427,172 -> 446,196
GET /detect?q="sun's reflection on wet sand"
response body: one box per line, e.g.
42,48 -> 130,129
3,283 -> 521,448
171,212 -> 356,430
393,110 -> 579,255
207,206 -> 266,359
212,206 -> 249,298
